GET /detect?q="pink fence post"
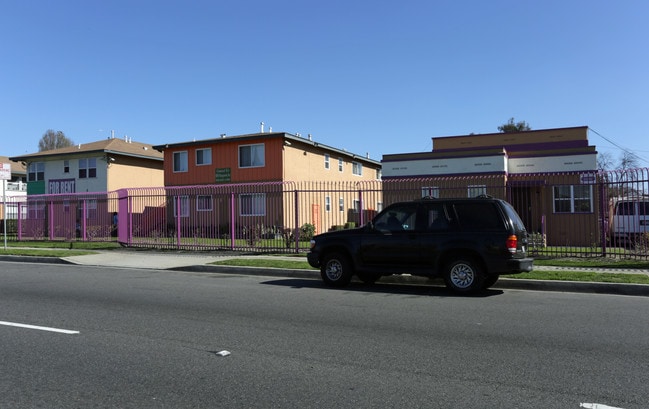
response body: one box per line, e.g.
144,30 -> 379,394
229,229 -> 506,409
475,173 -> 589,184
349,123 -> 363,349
230,192 -> 235,250
176,195 -> 181,248
117,189 -> 128,245
294,190 -> 299,252
17,202 -> 22,241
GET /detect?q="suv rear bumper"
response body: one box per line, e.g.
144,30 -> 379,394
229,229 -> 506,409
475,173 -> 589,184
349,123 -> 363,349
506,258 -> 534,274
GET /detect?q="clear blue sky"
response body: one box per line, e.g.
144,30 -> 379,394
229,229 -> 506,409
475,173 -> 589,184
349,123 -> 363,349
2,0 -> 648,166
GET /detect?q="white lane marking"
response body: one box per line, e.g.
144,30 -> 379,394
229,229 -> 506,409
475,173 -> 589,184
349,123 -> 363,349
580,403 -> 625,409
0,320 -> 79,334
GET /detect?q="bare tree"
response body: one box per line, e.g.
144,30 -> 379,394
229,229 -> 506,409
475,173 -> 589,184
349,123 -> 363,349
497,118 -> 531,133
38,129 -> 74,151
619,151 -> 639,170
597,151 -> 614,171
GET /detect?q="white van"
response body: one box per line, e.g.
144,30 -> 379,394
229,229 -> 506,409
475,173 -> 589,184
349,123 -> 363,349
610,198 -> 649,243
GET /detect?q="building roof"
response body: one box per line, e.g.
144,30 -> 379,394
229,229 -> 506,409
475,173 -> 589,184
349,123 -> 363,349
0,155 -> 27,175
9,138 -> 164,162
152,132 -> 382,166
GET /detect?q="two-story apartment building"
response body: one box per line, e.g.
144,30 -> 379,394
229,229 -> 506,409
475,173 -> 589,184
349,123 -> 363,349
152,131 -> 382,236
10,137 -> 163,240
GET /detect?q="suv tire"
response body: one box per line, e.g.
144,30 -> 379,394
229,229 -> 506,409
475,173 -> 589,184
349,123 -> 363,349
444,258 -> 484,293
321,252 -> 353,287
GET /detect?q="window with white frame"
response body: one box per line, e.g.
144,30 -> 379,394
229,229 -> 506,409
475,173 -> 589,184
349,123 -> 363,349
239,144 -> 265,168
197,195 -> 213,211
352,161 -> 362,176
87,199 -> 97,219
339,197 -> 344,212
79,158 -> 97,179
172,195 -> 190,217
28,162 -> 44,181
28,200 -> 45,219
553,185 -> 593,213
63,160 -> 70,173
376,169 -> 382,180
324,154 -> 330,169
173,151 -> 188,172
240,193 -> 266,216
421,186 -> 440,198
196,148 -> 212,166
377,202 -> 383,212
467,185 -> 486,198
325,196 -> 331,212
338,158 -> 343,172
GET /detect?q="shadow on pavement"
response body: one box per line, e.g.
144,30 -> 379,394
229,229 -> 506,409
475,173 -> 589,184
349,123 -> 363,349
260,278 -> 505,298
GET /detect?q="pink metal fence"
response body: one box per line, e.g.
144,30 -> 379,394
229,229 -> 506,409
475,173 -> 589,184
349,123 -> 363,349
4,169 -> 649,258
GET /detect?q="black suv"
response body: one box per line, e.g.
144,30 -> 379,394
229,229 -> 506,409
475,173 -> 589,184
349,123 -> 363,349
307,196 -> 533,293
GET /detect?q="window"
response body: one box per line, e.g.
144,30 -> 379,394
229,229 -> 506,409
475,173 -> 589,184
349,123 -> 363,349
467,185 -> 486,198
374,204 -> 418,232
553,185 -> 593,213
196,148 -> 212,166
197,195 -> 213,211
63,160 -> 70,173
353,199 -> 360,214
28,162 -> 44,181
339,197 -> 344,212
377,202 -> 383,212
325,196 -> 331,212
376,169 -> 382,180
338,158 -> 343,172
454,202 -> 503,230
324,154 -> 330,170
352,161 -> 362,176
239,144 -> 265,168
422,186 -> 440,198
173,151 -> 188,172
240,193 -> 266,216
173,195 -> 190,217
28,200 -> 45,219
87,199 -> 97,219
79,158 -> 97,179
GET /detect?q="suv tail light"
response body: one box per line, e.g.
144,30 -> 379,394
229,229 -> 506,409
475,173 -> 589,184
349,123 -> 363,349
506,235 -> 518,254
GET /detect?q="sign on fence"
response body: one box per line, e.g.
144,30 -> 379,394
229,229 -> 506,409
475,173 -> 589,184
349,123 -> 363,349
0,163 -> 10,180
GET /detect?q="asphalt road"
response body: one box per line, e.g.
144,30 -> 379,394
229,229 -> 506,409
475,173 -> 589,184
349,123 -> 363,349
1,261 -> 648,409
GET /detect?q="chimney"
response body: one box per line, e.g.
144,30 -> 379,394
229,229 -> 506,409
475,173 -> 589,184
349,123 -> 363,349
260,122 -> 264,133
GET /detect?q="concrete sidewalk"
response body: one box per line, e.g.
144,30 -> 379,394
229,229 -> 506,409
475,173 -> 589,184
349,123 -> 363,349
2,249 -> 649,296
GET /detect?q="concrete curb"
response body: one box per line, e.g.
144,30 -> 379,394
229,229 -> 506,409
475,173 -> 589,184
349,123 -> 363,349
2,254 -> 648,297
174,264 -> 649,297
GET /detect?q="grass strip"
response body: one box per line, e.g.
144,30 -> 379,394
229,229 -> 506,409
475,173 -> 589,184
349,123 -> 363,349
0,248 -> 97,257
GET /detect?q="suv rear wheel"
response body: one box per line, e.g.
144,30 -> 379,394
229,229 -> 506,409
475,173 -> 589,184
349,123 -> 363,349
444,258 -> 484,293
321,252 -> 353,287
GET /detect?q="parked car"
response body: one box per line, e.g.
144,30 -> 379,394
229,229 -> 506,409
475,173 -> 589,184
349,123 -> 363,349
307,196 -> 533,293
609,198 -> 649,245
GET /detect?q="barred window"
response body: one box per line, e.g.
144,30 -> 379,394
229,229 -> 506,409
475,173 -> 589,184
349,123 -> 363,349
553,185 -> 593,213
240,193 -> 266,216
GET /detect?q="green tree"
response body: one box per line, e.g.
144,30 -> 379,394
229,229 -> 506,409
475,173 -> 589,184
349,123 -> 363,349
497,118 -> 531,133
38,129 -> 74,151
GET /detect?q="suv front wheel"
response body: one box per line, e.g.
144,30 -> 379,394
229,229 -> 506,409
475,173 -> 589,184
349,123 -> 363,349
321,252 -> 353,287
444,258 -> 484,293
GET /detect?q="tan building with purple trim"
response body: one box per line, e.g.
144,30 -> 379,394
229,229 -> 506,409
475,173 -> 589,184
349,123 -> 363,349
381,126 -> 600,246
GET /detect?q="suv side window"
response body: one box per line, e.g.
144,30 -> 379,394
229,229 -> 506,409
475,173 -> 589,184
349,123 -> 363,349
374,205 -> 418,232
426,203 -> 450,231
453,202 -> 505,230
